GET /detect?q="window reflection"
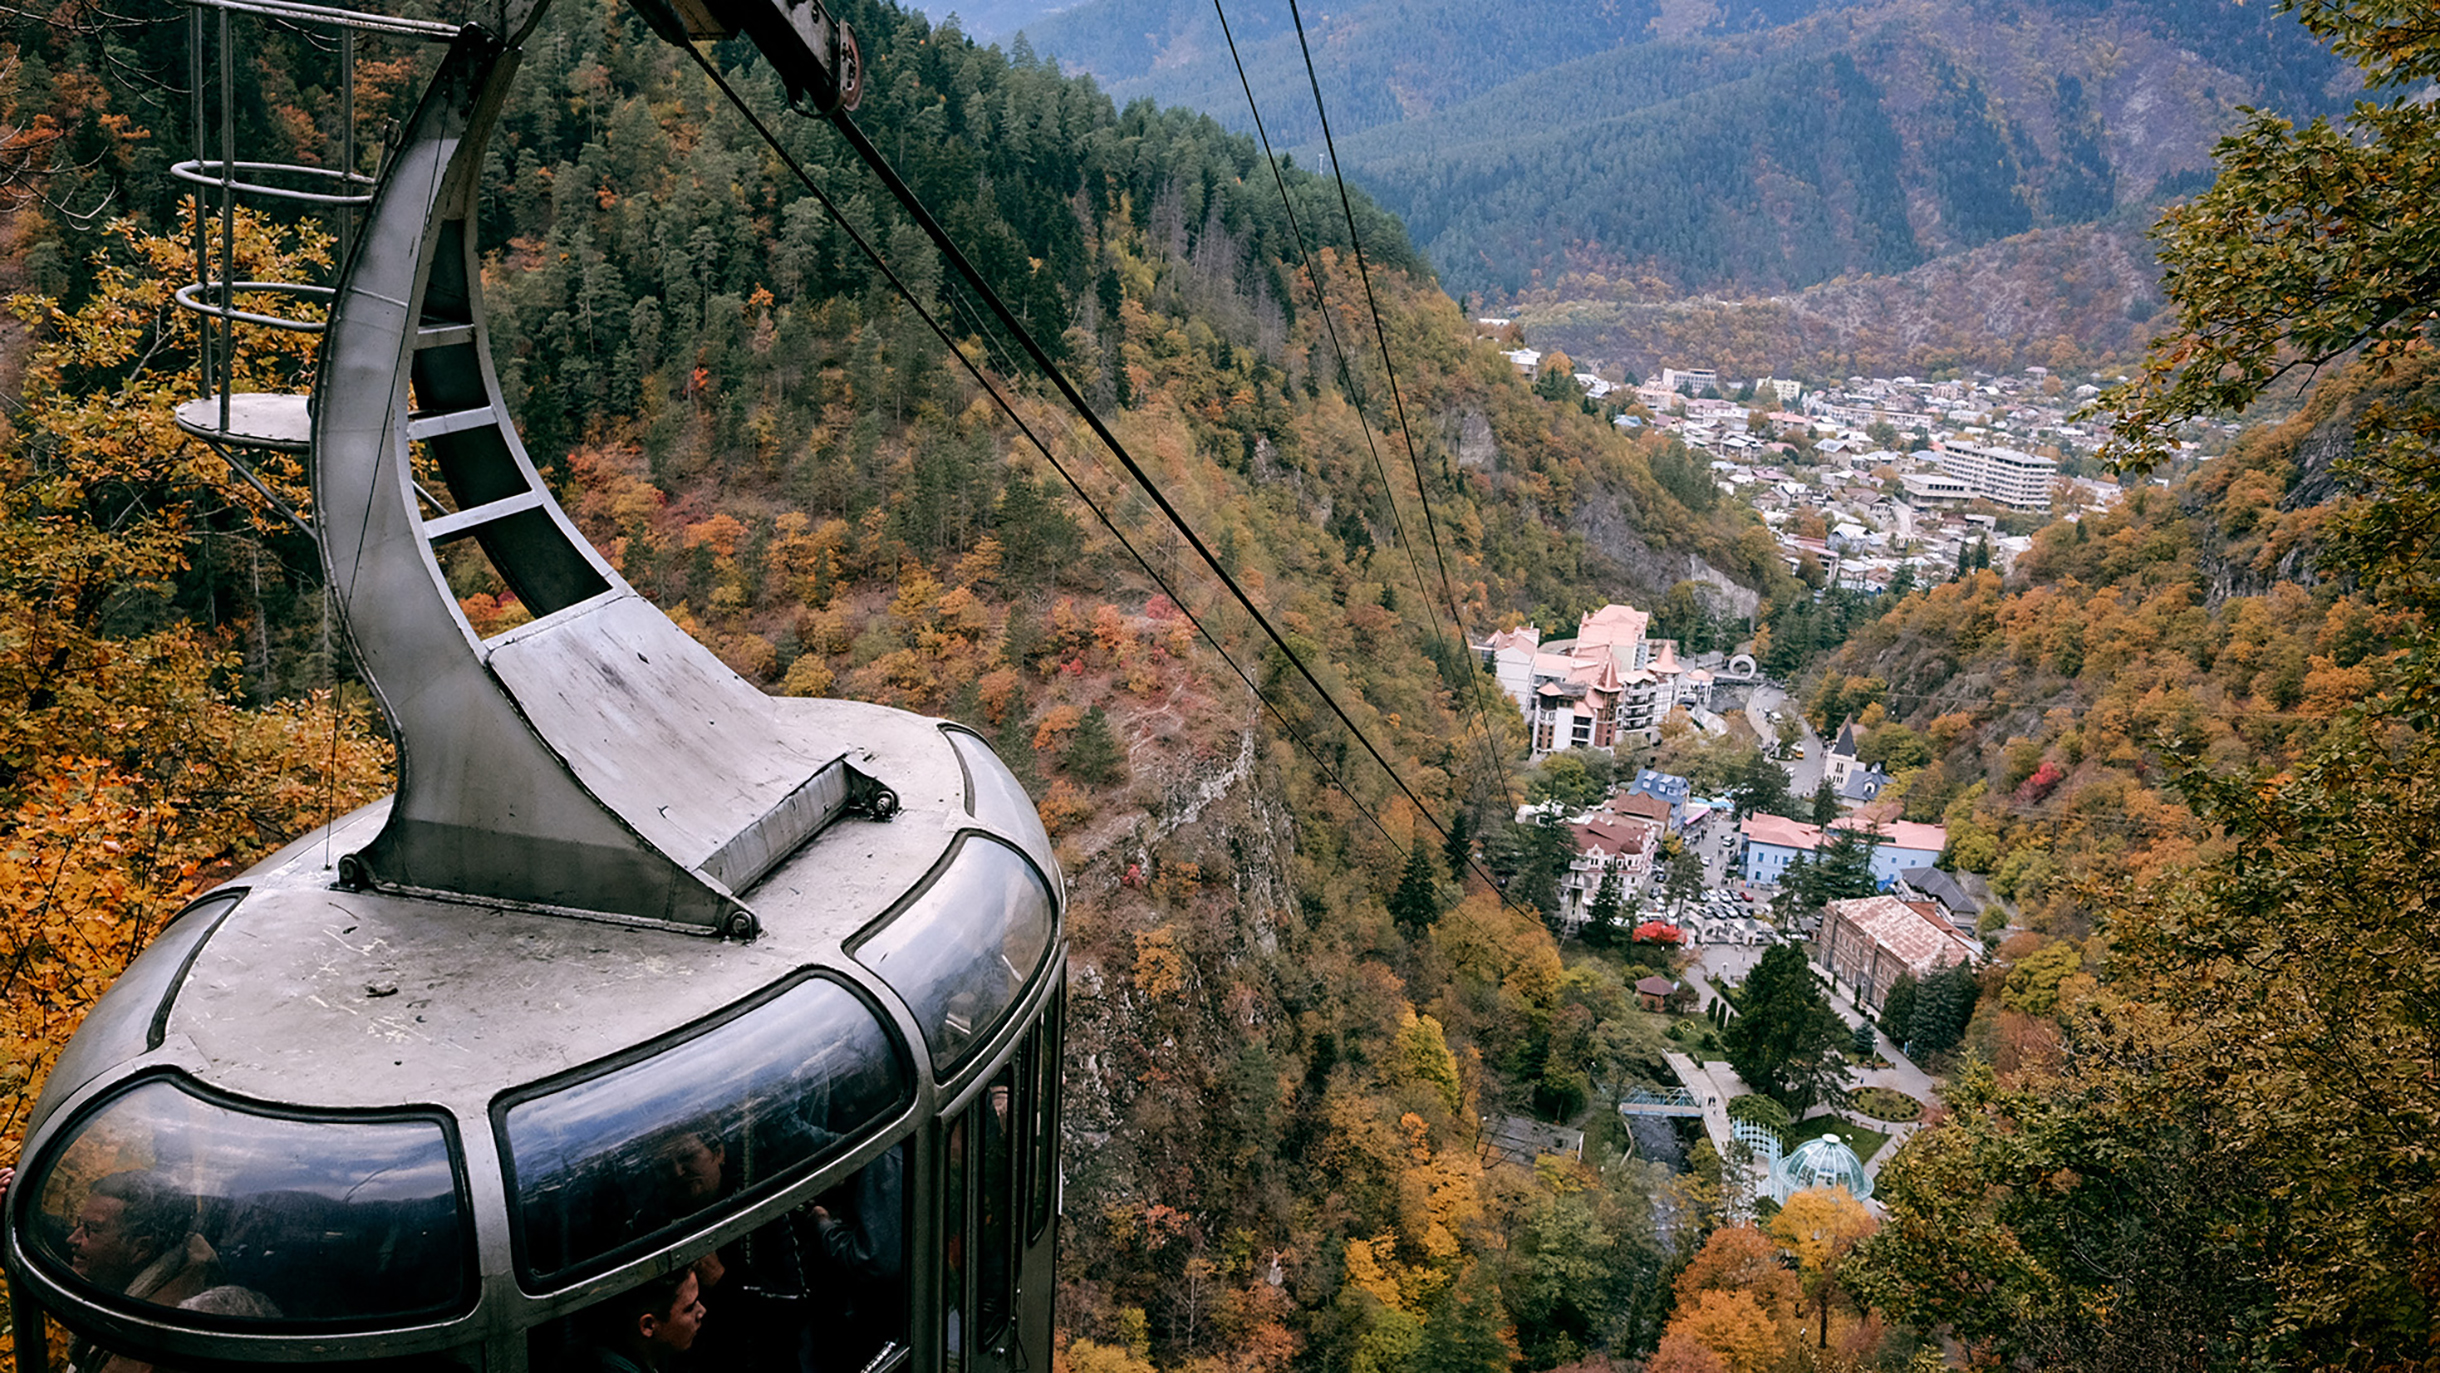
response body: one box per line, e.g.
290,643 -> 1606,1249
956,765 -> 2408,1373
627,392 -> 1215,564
499,978 -> 908,1286
975,1068 -> 1014,1350
851,837 -> 1053,1072
946,730 -> 1057,880
22,1077 -> 468,1328
524,1143 -> 910,1373
942,1114 -> 968,1373
1028,984 -> 1062,1243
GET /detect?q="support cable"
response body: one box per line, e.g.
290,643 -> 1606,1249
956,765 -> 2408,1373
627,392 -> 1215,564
813,66 -> 1482,863
677,43 -> 1440,862
1279,0 -> 1513,812
1213,0 -> 1518,842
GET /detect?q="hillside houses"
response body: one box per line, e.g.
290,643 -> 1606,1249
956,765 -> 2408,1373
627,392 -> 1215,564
1736,815 -> 1949,889
1504,345 -> 2169,595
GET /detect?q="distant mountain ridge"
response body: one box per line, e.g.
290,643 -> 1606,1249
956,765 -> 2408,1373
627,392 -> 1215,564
1514,215 -> 2168,381
1016,0 -> 2348,302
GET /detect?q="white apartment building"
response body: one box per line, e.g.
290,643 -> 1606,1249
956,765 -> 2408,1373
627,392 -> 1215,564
1937,441 -> 2059,509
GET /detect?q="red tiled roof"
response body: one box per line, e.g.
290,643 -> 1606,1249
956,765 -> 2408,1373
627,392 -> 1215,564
1572,815 -> 1657,856
1613,793 -> 1672,828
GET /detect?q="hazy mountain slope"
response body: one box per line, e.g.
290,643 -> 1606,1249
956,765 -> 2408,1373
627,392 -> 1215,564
1020,0 -> 2346,301
1514,214 -> 2167,378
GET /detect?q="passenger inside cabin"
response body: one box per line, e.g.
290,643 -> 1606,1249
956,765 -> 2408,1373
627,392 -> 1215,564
63,1171 -> 225,1373
67,1171 -> 222,1305
577,1267 -> 707,1373
806,1144 -> 908,1373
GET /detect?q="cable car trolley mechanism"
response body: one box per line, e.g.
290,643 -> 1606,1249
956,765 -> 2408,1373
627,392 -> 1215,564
2,2 -> 1064,1371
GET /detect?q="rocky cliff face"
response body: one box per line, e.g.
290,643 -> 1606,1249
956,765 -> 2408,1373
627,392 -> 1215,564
1057,715 -> 1300,1208
1573,479 -> 1764,620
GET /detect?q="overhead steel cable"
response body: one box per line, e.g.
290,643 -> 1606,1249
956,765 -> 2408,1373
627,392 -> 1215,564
675,42 -> 1472,872
1277,0 -> 1511,814
807,73 -> 1490,864
1208,0 -> 1517,840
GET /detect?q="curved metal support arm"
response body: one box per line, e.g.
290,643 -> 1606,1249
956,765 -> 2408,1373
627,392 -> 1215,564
309,19 -> 869,934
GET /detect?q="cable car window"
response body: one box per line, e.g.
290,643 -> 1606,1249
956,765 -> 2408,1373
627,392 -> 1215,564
19,1076 -> 469,1327
499,977 -> 909,1287
946,729 -> 1058,879
942,1112 -> 969,1373
806,1139 -> 911,1373
1028,982 -> 1062,1242
531,1139 -> 909,1373
528,1264 -> 709,1373
851,836 -> 1053,1072
975,1067 -> 1016,1351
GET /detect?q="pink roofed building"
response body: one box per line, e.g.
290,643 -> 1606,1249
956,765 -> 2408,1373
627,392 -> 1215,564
1475,603 -> 1716,761
1818,894 -> 1980,1010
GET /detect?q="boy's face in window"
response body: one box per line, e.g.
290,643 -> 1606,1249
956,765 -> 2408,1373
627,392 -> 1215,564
645,1271 -> 705,1353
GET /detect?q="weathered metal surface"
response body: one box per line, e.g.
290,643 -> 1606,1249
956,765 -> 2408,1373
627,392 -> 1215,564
171,393 -> 313,451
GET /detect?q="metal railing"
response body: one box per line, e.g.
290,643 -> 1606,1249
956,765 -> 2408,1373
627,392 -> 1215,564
171,0 -> 458,463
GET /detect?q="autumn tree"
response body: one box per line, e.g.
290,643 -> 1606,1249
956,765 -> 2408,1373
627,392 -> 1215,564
1768,1186 -> 1877,1350
1853,5 -> 2440,1366
1,213 -> 392,1159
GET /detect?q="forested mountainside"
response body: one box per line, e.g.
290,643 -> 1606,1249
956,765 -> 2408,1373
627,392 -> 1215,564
1792,359 -> 2408,939
1018,0 -> 2347,299
1,1 -> 1791,1368
1805,344 -> 2440,1362
11,0 -> 2440,1368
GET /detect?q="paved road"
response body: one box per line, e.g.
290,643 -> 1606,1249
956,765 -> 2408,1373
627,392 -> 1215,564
1742,683 -> 1825,795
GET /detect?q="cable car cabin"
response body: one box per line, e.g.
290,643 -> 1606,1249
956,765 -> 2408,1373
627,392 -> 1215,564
4,0 -> 1060,1369
4,738 -> 1065,1373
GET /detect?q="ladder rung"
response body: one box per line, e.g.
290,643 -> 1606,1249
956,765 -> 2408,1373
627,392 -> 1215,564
406,405 -> 497,441
416,322 -> 476,349
422,489 -> 543,543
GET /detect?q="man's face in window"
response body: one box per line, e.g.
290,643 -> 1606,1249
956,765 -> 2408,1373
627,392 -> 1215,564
69,1196 -> 150,1289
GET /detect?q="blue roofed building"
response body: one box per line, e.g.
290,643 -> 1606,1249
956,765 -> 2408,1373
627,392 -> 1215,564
1628,768 -> 1693,826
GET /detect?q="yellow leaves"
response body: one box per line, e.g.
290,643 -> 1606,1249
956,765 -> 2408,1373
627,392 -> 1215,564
1034,703 -> 1084,752
1767,1185 -> 1877,1280
953,534 -> 1003,588
458,592 -> 532,638
779,655 -> 833,698
1394,1008 -> 1463,1114
1344,1234 -> 1407,1311
2299,653 -> 2376,716
1134,927 -> 1188,1000
1663,1290 -> 1788,1373
681,510 -> 747,560
1,212 -> 394,1170
1037,778 -> 1092,836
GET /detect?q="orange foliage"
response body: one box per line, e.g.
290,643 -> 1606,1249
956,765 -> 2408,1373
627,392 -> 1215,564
1663,1290 -> 1787,1373
1037,779 -> 1092,835
1673,1225 -> 1799,1326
